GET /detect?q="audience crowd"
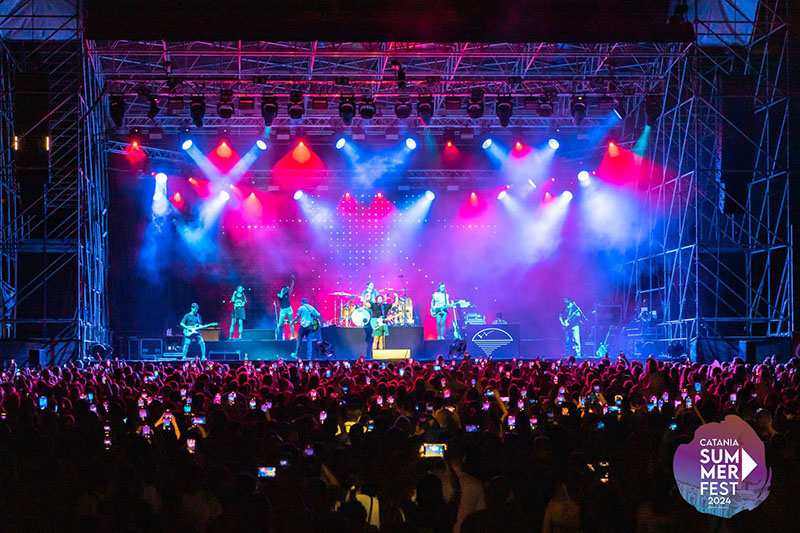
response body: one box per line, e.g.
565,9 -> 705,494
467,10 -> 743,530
0,353 -> 799,532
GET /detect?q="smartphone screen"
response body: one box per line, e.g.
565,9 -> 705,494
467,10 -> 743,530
419,443 -> 446,458
466,424 -> 478,433
192,417 -> 205,425
319,411 -> 327,422
187,438 -> 196,453
258,466 -> 276,478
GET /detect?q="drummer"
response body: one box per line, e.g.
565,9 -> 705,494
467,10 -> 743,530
361,281 -> 379,306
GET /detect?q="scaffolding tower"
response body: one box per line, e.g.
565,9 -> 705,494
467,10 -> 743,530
627,0 -> 793,356
0,3 -> 109,361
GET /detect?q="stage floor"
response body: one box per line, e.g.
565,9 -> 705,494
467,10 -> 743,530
152,324 -> 527,361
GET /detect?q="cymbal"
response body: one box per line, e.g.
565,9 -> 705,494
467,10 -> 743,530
331,291 -> 356,297
380,288 -> 397,293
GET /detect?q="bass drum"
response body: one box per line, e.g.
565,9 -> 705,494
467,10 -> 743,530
350,306 -> 372,327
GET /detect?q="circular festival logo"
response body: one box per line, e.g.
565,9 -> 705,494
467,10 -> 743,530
673,415 -> 771,518
470,328 -> 513,357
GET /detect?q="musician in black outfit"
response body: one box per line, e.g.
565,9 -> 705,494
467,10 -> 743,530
180,303 -> 206,360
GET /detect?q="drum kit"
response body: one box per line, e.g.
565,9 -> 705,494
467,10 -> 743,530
331,289 -> 414,327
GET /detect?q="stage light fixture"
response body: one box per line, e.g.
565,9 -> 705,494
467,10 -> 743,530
216,141 -> 232,158
153,191 -> 164,201
548,138 -> 560,150
335,137 -> 346,149
446,140 -> 453,148
570,96 -> 586,125
294,190 -> 304,200
261,96 -> 279,126
425,190 -> 435,200
482,138 -> 493,149
147,97 -> 160,119
217,89 -> 234,119
645,95 -> 661,127
190,96 -> 206,128
181,139 -> 193,150
339,96 -> 356,125
395,97 -> 412,119
497,190 -> 508,200
577,170 -> 590,182
405,138 -> 417,150
496,96 -> 513,128
238,97 -> 255,111
288,90 -> 305,120
155,172 -> 168,184
109,94 -> 125,128
220,190 -> 230,201
515,141 -> 523,150
563,191 -> 574,201
256,139 -> 268,150
536,97 -> 553,117
417,96 -> 434,125
311,97 -> 328,111
358,96 -> 376,120
467,88 -> 484,119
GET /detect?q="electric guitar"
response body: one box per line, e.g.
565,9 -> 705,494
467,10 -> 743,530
370,310 -> 399,330
559,309 -> 586,328
430,300 -> 470,317
595,326 -> 615,358
182,322 -> 218,338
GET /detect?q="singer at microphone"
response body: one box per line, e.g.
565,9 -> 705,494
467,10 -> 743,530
229,285 -> 247,340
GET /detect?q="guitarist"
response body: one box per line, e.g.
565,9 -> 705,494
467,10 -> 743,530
559,297 -> 586,358
430,282 -> 450,340
369,294 -> 390,350
292,298 -> 321,359
180,303 -> 207,360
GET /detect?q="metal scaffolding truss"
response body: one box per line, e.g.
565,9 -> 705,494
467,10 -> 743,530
0,9 -> 110,359
626,0 -> 792,349
90,40 -> 686,133
0,45 -> 17,340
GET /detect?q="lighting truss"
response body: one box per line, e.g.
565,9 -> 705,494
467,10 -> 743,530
90,41 -> 684,133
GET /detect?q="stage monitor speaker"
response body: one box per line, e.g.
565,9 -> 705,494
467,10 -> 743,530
691,337 -> 740,364
201,328 -> 220,342
240,328 -> 276,341
140,339 -> 163,359
739,338 -> 791,364
127,338 -> 140,358
372,349 -> 411,360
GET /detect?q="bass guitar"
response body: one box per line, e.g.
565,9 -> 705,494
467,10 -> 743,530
430,300 -> 470,317
182,322 -> 218,338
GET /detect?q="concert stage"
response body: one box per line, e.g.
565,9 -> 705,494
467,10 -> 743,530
145,323 -> 523,361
